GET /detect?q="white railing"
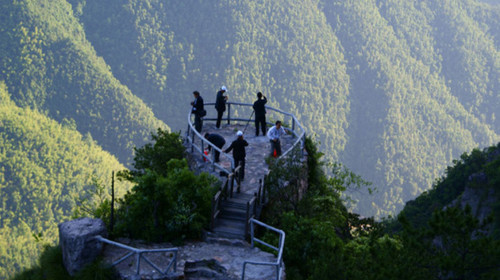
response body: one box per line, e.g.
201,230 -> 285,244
95,236 -> 178,277
242,218 -> 285,280
186,102 -> 306,177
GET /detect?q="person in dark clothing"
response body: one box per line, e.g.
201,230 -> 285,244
204,133 -> 226,162
214,85 -> 228,129
224,131 -> 249,181
252,92 -> 267,136
191,91 -> 204,132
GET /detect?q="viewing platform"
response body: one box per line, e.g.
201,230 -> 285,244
187,122 -> 296,195
185,101 -> 306,240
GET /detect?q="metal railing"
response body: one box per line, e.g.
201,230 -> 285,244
186,101 -> 306,177
95,236 -> 178,277
242,218 -> 285,280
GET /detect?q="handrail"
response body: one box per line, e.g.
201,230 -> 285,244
185,117 -> 235,176
95,236 -> 178,276
186,102 -> 306,177
211,190 -> 222,230
242,219 -> 285,280
211,172 -> 237,230
244,196 -> 257,238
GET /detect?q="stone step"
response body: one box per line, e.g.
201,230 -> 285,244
215,217 -> 246,230
220,207 -> 247,221
221,200 -> 247,210
225,192 -> 255,202
211,218 -> 246,239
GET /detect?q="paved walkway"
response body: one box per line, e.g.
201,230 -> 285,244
189,122 -> 296,195
102,237 -> 283,279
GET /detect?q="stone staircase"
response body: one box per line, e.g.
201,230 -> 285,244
210,192 -> 255,239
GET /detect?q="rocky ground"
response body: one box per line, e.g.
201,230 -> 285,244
101,236 -> 284,279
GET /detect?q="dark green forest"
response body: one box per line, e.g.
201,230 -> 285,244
1,0 -> 499,277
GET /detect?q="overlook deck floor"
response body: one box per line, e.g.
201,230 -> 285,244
187,122 -> 296,195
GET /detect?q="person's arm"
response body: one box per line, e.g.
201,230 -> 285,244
193,97 -> 200,111
224,143 -> 233,153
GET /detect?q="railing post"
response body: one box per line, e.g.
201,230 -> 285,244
211,195 -> 216,230
191,130 -> 195,153
250,219 -> 255,247
201,141 -> 205,161
230,170 -> 235,198
257,179 -> 262,205
253,193 -> 257,217
245,202 -> 250,240
227,103 -> 231,124
136,252 -> 141,276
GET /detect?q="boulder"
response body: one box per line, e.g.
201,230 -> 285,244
58,217 -> 107,276
184,259 -> 235,280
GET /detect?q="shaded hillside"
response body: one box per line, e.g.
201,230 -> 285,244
0,0 -> 168,165
67,0 -> 500,216
323,0 -> 499,216
394,142 -> 500,235
69,0 -> 351,160
0,83 -> 133,279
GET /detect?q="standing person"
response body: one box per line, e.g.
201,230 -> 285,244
224,131 -> 248,181
252,92 -> 267,136
267,120 -> 287,157
215,85 -> 228,129
204,133 -> 226,162
191,91 -> 205,132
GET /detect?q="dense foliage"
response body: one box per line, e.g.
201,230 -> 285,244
392,142 -> 500,234
261,138 -> 500,279
0,83 -> 131,279
12,245 -> 116,280
0,0 -> 168,165
114,130 -> 218,242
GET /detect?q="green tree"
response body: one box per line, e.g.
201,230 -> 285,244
114,130 -> 217,242
400,205 -> 500,279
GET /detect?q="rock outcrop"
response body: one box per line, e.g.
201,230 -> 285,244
58,217 -> 107,276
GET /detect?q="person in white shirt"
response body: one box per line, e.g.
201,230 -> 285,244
267,120 -> 287,157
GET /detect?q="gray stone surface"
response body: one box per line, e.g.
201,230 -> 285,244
102,237 -> 284,280
187,122 -> 296,196
184,259 -> 235,279
58,217 -> 107,276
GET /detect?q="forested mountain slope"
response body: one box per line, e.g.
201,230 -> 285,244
0,0 -> 168,165
0,0 -> 499,276
69,0 -> 499,216
0,83 -> 132,279
324,0 -> 499,215
394,142 -> 500,237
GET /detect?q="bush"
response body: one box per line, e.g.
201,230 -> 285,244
114,159 -> 218,242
